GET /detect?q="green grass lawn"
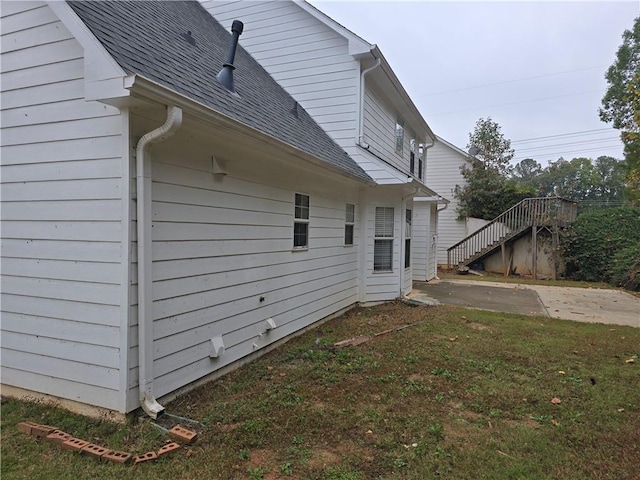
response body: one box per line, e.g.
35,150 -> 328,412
2,303 -> 639,480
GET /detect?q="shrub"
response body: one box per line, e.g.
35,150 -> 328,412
563,207 -> 640,288
609,242 -> 640,290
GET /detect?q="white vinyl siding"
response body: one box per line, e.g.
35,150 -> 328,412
412,200 -> 438,282
425,139 -> 470,264
125,122 -> 362,405
362,87 -> 419,175
0,2 -> 126,410
203,0 -> 359,151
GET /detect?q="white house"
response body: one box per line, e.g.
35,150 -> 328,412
1,1 -> 440,417
202,0 -> 448,283
424,136 -> 474,266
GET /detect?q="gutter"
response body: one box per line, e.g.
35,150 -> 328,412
125,75 -> 375,186
136,105 -> 183,419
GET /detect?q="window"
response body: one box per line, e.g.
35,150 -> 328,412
374,206 -> 394,271
418,157 -> 423,180
294,193 -> 309,248
395,118 -> 404,155
345,203 -> 355,246
405,209 -> 412,268
409,138 -> 416,174
418,144 -> 424,180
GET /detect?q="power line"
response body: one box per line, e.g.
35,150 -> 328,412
511,128 -> 616,145
429,90 -> 601,117
514,137 -> 620,153
512,145 -> 624,163
423,65 -> 605,96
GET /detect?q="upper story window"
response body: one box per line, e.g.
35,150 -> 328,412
374,206 -> 394,271
293,193 -> 309,249
345,203 -> 355,246
409,137 -> 416,174
395,118 -> 404,155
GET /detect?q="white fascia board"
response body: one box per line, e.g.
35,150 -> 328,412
48,1 -> 129,101
296,1 -> 373,56
373,46 -> 436,143
405,179 -> 447,201
435,136 -> 473,162
125,75 -> 376,186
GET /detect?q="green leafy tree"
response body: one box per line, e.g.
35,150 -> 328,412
454,118 -> 529,220
532,156 -> 626,206
600,16 -> 640,203
512,158 -> 543,188
467,117 -> 515,176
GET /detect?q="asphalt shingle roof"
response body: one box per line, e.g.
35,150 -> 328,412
67,0 -> 371,183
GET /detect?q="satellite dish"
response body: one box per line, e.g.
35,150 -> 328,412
468,146 -> 480,156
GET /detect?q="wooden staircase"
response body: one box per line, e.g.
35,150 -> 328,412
447,197 -> 577,274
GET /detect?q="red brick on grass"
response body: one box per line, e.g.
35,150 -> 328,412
133,451 -> 158,464
17,421 -> 39,435
81,444 -> 109,459
30,424 -> 57,438
168,425 -> 198,444
46,430 -> 72,445
61,438 -> 90,451
157,441 -> 180,457
102,451 -> 132,464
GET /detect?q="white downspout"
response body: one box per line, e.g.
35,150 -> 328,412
357,55 -> 381,147
435,200 -> 448,280
136,105 -> 183,419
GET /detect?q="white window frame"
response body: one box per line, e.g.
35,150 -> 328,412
374,206 -> 394,272
395,118 -> 404,156
345,203 -> 355,246
409,137 -> 416,174
293,193 -> 309,249
405,208 -> 412,269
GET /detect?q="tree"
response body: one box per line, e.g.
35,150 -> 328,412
467,117 -> 515,176
533,156 -> 627,206
512,158 -> 543,188
454,118 -> 528,220
600,16 -> 640,203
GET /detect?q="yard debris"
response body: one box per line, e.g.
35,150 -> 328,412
334,335 -> 373,348
102,451 -> 132,464
334,322 -> 426,348
551,397 -> 562,405
625,358 -> 635,364
168,425 -> 198,444
558,371 -> 566,375
551,419 -> 560,426
157,441 -> 181,457
16,419 -> 184,466
133,451 -> 158,464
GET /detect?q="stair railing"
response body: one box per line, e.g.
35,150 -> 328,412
447,197 -> 577,269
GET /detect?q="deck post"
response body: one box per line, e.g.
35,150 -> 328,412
531,224 -> 537,279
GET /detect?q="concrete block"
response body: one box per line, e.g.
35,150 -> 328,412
61,438 -> 90,451
30,424 -> 57,438
81,443 -> 109,459
102,451 -> 132,464
45,430 -> 72,445
168,425 -> 198,444
17,421 -> 39,435
133,451 -> 158,464
157,441 -> 180,457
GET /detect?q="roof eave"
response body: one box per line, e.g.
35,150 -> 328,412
372,46 -> 436,143
126,75 -> 376,186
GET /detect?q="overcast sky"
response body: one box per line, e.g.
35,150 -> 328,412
309,0 -> 639,167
